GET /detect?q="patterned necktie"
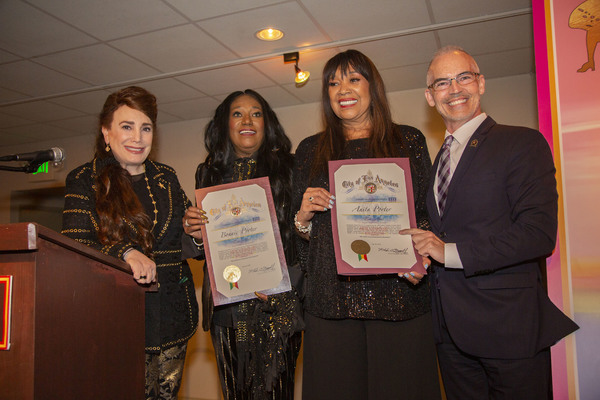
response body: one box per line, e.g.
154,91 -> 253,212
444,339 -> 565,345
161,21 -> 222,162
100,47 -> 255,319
437,135 -> 454,216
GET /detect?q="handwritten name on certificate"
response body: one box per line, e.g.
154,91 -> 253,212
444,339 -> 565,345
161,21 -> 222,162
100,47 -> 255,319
329,158 -> 423,275
196,177 -> 291,305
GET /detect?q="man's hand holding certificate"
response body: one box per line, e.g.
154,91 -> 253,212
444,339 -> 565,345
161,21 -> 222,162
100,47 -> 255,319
329,158 -> 424,275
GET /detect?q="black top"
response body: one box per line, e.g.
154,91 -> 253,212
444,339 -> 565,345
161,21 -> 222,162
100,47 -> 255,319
62,156 -> 199,351
292,124 -> 432,321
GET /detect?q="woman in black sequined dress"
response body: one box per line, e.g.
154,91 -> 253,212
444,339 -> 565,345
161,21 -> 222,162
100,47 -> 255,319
183,90 -> 303,399
292,50 -> 442,399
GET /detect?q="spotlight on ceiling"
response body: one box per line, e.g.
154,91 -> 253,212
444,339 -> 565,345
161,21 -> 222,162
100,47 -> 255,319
255,28 -> 284,41
283,52 -> 310,87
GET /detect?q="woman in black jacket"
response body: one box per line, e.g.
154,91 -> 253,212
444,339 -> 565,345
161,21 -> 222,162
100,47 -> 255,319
62,86 -> 198,400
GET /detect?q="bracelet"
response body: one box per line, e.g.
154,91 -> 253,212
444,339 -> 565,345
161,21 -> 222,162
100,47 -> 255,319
192,237 -> 204,248
122,247 -> 135,260
294,211 -> 312,234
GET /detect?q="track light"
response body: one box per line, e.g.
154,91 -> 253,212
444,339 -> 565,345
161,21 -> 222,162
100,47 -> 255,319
294,64 -> 310,84
283,52 -> 310,86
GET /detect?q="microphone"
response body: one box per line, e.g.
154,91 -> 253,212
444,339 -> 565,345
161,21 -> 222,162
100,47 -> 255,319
0,147 -> 65,163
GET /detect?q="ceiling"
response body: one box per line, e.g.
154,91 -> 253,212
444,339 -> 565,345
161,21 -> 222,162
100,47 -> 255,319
0,0 -> 534,148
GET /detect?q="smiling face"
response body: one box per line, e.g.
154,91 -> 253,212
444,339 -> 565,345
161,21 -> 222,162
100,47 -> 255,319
425,51 -> 485,133
328,67 -> 372,130
102,105 -> 153,175
228,94 -> 265,158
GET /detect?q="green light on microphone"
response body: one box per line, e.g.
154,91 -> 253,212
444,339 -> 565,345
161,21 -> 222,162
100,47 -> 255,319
32,162 -> 49,175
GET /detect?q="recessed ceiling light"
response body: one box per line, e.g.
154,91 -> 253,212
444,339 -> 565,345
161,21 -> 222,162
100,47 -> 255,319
255,28 -> 284,41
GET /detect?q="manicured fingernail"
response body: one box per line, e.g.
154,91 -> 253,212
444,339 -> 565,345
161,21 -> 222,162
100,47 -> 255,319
324,207 -> 328,211
403,273 -> 410,278
410,272 -> 416,277
424,263 -> 429,269
330,195 -> 336,200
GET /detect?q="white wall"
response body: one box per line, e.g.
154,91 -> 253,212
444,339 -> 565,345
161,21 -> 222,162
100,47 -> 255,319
0,73 -> 539,399
0,73 -> 538,213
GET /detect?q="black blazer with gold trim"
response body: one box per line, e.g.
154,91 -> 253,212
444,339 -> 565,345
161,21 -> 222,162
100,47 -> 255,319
62,156 -> 199,351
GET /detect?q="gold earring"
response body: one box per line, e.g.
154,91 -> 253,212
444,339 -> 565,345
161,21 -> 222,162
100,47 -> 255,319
105,143 -> 110,152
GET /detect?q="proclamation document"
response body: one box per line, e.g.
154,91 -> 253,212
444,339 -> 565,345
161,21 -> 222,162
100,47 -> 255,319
195,177 -> 291,305
329,158 -> 424,275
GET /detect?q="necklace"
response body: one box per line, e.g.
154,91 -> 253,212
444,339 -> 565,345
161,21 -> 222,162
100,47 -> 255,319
144,173 -> 158,228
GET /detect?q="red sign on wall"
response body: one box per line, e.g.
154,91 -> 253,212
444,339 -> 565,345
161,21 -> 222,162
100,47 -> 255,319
0,275 -> 13,350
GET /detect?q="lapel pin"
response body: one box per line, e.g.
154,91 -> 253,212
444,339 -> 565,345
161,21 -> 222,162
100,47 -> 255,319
470,139 -> 478,147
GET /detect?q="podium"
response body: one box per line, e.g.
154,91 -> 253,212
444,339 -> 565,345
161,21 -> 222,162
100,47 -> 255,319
0,223 -> 147,399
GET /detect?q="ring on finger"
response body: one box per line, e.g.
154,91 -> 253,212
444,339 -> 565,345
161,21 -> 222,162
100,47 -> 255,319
184,219 -> 191,227
308,196 -> 314,202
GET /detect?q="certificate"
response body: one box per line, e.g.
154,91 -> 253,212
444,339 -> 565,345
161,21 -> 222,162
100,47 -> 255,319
329,158 -> 424,275
195,177 -> 291,305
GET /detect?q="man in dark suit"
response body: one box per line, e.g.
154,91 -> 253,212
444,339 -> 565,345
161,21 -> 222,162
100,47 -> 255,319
401,46 -> 578,399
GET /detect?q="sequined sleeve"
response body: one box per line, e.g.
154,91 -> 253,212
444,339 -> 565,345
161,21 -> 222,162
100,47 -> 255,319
401,125 -> 433,231
291,135 -> 318,273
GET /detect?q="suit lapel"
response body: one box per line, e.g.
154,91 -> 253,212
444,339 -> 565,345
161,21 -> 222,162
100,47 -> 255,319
442,117 -> 496,216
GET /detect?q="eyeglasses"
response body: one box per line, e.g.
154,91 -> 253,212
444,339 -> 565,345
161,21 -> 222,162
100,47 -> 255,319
427,71 -> 481,91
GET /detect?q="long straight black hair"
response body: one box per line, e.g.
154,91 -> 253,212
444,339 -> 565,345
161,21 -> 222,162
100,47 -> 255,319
198,89 -> 295,262
312,49 -> 400,177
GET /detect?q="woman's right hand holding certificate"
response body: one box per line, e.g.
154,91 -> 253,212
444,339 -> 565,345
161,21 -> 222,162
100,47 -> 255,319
295,188 -> 335,237
183,206 -> 208,241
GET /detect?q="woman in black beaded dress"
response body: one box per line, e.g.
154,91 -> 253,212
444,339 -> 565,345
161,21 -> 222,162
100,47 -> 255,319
182,89 -> 303,399
61,86 -> 199,399
292,50 -> 441,399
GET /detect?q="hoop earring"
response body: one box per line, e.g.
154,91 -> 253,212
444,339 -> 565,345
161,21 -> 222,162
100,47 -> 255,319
105,143 -> 111,152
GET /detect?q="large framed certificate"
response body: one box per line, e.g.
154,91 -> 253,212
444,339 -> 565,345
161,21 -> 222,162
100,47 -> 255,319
195,177 -> 291,305
329,158 -> 424,275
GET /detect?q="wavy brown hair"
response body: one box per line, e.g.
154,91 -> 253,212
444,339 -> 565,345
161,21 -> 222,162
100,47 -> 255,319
94,86 -> 157,255
311,49 -> 400,177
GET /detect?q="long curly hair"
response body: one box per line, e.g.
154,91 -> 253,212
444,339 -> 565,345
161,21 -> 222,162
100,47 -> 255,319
94,86 -> 157,255
198,89 -> 295,261
311,49 -> 401,177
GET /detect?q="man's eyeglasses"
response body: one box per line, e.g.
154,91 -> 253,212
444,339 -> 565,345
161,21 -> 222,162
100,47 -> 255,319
427,71 -> 481,91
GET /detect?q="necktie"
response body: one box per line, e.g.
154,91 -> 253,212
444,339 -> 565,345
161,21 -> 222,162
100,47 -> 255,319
437,135 -> 454,216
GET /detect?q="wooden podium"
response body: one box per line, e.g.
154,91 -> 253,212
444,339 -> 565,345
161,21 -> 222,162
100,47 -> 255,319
0,223 -> 147,399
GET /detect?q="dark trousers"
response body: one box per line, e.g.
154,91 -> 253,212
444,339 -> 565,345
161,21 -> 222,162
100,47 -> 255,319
302,312 -> 441,400
437,329 -> 552,400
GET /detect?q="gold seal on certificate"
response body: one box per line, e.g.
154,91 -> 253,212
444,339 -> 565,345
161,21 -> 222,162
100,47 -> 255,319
196,177 -> 292,305
329,158 -> 424,275
223,265 -> 241,288
351,240 -> 371,261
